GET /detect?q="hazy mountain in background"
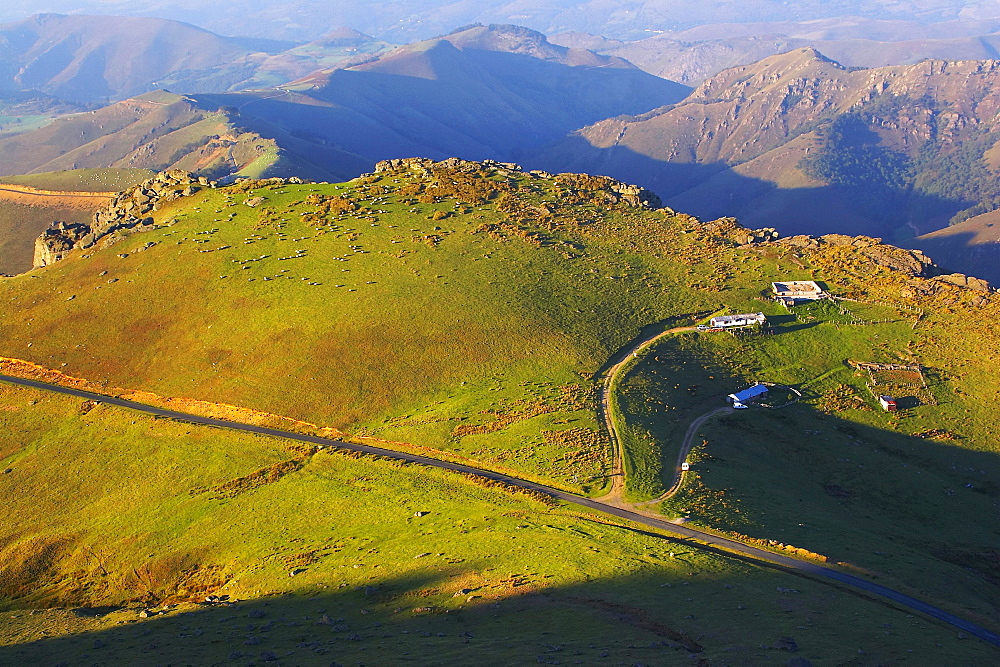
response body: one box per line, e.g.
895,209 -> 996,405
0,25 -> 687,181
532,48 -> 1000,244
2,1 -> 996,42
0,14 -> 393,104
552,16 -> 1000,84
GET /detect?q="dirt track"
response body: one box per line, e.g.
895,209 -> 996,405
637,405 -> 734,506
594,324 -> 695,504
0,184 -> 111,210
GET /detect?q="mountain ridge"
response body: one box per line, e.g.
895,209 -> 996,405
531,48 -> 1000,253
0,25 -> 688,184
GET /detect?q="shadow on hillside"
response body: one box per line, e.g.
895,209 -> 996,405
616,327 -> 1000,626
189,47 -> 685,185
524,138 -> 971,242
2,553 -> 994,665
904,230 -> 1000,285
696,401 -> 1000,568
2,394 -> 1000,663
772,321 -> 821,334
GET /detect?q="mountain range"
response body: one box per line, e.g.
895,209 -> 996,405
1,1 -> 996,42
553,16 -> 1000,84
6,16 -> 1000,282
0,24 -> 687,182
533,48 -> 1000,250
0,14 -> 393,104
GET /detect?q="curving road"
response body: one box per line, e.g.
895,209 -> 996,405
595,324 -> 695,503
637,405 -> 734,506
2,372 -> 998,647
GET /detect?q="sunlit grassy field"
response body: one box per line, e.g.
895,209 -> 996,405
3,160 -> 1000,658
1,381 -> 993,664
0,164 -> 773,493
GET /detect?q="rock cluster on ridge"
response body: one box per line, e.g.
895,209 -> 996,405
33,170 -> 210,268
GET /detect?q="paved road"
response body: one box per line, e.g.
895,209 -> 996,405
2,372 -> 998,647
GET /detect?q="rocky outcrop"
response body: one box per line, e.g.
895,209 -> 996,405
748,228 -> 991,291
773,234 -> 939,278
33,222 -> 91,268
934,273 -> 991,292
375,156 -> 523,177
373,157 -> 662,209
33,170 -> 212,268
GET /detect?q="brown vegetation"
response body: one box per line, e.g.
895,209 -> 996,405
207,459 -> 305,500
0,356 -> 346,438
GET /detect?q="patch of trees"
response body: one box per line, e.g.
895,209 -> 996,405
801,95 -> 1000,227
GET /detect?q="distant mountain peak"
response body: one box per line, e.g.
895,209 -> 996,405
438,23 -> 563,59
736,46 -> 845,73
324,26 -> 373,40
310,26 -> 376,46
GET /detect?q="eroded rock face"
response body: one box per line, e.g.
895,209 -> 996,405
33,170 -> 211,268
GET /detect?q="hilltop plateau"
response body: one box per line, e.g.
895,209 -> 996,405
1,161 -> 1000,664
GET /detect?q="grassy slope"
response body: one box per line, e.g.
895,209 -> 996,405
0,166 -> 736,494
0,381 -> 992,664
615,235 -> 1000,629
1,163 -> 1000,646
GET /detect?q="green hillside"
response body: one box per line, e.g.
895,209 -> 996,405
2,159 -> 1000,658
3,380 -> 989,664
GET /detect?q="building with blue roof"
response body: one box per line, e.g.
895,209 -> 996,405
728,384 -> 769,408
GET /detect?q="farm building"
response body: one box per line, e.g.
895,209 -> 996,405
728,384 -> 769,409
772,281 -> 826,304
879,396 -> 898,412
709,312 -> 766,328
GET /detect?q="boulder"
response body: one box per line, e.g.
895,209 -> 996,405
775,637 -> 799,652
